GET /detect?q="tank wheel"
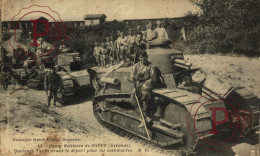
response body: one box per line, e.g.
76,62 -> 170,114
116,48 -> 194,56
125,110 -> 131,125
163,103 -> 197,154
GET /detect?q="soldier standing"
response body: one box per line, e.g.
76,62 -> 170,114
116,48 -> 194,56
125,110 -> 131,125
93,41 -> 101,67
44,66 -> 61,107
0,63 -> 10,90
155,20 -> 169,39
99,43 -> 107,68
109,36 -> 116,66
143,22 -> 157,42
117,32 -> 127,63
130,51 -> 162,128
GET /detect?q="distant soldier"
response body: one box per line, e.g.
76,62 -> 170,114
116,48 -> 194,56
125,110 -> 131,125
143,22 -> 157,42
126,29 -> 135,54
44,66 -> 61,107
114,31 -> 121,64
133,33 -> 146,63
99,43 -> 107,68
28,31 -> 32,40
130,51 -> 162,128
117,32 -> 128,63
0,63 -> 10,90
177,72 -> 202,94
109,36 -> 116,66
155,20 -> 169,40
93,42 -> 101,67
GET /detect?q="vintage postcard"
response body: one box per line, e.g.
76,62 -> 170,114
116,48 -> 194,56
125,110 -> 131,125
0,0 -> 259,155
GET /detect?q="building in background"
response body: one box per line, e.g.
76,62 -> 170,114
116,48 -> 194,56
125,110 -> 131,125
84,14 -> 107,26
2,14 -> 107,31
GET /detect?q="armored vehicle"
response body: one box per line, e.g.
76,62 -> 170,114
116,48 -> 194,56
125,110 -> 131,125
91,39 -> 259,154
55,50 -> 93,103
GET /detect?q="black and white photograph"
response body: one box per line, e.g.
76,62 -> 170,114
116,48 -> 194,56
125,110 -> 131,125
0,0 -> 259,155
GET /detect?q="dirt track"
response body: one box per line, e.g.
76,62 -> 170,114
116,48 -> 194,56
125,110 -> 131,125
0,54 -> 259,156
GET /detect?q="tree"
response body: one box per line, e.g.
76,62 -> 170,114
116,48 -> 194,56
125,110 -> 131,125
188,0 -> 260,56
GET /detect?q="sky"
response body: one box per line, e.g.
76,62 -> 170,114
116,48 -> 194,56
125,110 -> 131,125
1,0 -> 199,21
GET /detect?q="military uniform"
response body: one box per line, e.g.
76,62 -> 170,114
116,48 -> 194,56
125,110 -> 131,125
117,36 -> 127,62
99,46 -> 107,67
130,60 -> 161,118
1,64 -> 10,90
44,69 -> 61,107
93,45 -> 101,67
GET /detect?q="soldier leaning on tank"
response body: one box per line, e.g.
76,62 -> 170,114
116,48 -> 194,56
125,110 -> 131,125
44,66 -> 61,107
93,41 -> 101,67
130,51 -> 162,128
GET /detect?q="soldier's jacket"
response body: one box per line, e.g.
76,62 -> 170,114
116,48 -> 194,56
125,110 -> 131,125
44,72 -> 61,91
130,61 -> 161,91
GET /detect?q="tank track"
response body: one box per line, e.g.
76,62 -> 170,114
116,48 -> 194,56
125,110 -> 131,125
58,71 -> 76,103
93,95 -> 192,155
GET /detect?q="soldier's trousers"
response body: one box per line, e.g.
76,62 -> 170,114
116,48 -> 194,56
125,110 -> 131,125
47,86 -> 58,106
130,86 -> 152,117
119,46 -> 126,62
2,76 -> 9,89
95,56 -> 101,67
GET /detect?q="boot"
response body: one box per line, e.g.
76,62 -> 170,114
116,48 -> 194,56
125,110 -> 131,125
137,101 -> 152,128
154,104 -> 163,118
47,97 -> 51,107
53,98 -> 57,107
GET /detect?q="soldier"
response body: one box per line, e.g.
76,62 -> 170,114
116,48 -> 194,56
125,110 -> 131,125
130,51 -> 162,128
143,22 -> 158,42
0,63 -> 10,90
133,33 -> 146,63
177,71 -> 202,94
44,66 -> 61,107
126,29 -> 135,54
99,43 -> 107,68
155,20 -> 169,39
117,32 -> 128,63
109,36 -> 116,66
93,41 -> 101,67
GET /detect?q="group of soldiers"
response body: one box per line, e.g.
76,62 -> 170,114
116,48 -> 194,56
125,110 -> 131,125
93,20 -> 169,67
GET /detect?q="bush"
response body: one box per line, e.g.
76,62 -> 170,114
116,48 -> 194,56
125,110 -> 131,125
186,0 -> 260,56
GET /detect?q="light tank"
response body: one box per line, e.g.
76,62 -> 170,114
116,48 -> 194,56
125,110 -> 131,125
55,49 -> 93,103
90,39 -> 259,154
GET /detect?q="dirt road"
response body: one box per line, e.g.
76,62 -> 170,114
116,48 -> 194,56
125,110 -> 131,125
0,54 -> 259,156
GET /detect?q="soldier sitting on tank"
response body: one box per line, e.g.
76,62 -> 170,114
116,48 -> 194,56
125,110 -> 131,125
130,50 -> 162,128
44,66 -> 61,107
133,33 -> 146,64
